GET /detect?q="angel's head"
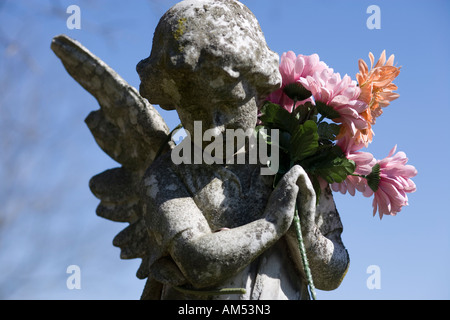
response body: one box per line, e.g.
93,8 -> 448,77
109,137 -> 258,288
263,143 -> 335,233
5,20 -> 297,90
137,0 -> 281,137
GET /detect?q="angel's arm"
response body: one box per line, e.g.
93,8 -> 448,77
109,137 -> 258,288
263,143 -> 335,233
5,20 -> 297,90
143,163 -> 305,289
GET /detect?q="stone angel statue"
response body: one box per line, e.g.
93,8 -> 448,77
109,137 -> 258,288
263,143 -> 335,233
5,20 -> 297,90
52,0 -> 349,300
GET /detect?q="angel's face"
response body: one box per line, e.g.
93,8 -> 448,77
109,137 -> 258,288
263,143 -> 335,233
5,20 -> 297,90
137,56 -> 260,153
137,54 -> 259,137
175,79 -> 259,152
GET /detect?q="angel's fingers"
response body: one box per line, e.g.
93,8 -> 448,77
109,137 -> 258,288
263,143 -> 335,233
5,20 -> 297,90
264,165 -> 303,231
295,168 -> 317,230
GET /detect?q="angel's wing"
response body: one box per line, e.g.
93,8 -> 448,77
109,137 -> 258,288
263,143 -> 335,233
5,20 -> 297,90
51,35 -> 173,298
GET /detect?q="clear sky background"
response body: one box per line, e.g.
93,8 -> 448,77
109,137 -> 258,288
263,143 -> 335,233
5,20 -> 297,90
0,0 -> 449,300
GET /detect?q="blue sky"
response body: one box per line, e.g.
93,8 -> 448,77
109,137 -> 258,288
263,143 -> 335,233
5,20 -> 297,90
1,0 -> 449,300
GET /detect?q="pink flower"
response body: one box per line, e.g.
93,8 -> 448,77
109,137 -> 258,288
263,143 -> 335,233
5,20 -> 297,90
299,69 -> 369,137
332,145 -> 417,219
331,150 -> 376,196
366,145 -> 417,219
268,51 -> 329,113
336,130 -> 367,154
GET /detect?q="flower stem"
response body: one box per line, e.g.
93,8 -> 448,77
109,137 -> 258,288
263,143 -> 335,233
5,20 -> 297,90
293,205 -> 317,300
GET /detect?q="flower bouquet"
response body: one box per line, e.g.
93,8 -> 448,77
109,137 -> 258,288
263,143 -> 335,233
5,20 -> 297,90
258,50 -> 417,299
259,50 -> 417,218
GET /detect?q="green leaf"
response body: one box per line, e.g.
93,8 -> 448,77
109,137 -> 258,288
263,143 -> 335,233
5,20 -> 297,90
278,131 -> 291,153
317,122 -> 341,141
293,101 -> 318,124
317,158 -> 355,184
256,125 -> 290,153
316,101 -> 340,120
289,120 -> 319,163
259,102 -> 299,135
301,145 -> 355,184
255,125 -> 271,144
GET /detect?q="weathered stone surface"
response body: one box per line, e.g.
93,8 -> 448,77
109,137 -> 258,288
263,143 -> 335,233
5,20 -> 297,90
52,0 -> 350,300
137,0 -> 281,112
51,34 -> 172,170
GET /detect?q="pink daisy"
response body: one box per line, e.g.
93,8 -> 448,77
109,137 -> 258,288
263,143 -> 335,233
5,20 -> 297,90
299,69 -> 369,137
331,150 -> 376,196
268,51 -> 329,113
369,145 -> 417,219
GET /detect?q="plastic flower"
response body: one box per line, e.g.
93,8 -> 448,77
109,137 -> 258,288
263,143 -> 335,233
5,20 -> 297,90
332,145 -> 417,219
354,50 -> 401,145
331,149 -> 375,196
332,51 -> 400,150
299,69 -> 369,137
263,48 -> 416,220
335,128 -> 367,153
367,145 -> 417,219
268,51 -> 329,113
336,122 -> 371,151
357,50 -> 401,115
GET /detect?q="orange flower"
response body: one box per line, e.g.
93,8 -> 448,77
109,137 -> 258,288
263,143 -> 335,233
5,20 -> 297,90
351,50 -> 401,146
357,50 -> 401,125
337,51 -> 401,150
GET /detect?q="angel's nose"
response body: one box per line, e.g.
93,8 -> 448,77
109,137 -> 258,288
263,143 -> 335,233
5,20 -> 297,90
136,58 -> 150,80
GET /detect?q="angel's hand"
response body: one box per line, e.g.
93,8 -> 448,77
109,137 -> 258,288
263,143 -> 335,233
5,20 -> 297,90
285,166 -> 350,291
294,166 -> 317,235
263,165 -> 304,234
141,160 -> 307,289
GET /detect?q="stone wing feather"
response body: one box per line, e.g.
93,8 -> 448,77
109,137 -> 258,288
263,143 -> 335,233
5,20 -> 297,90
51,35 -> 172,296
